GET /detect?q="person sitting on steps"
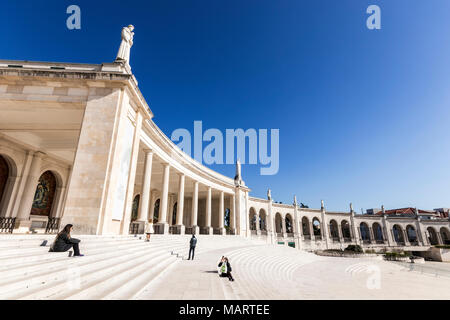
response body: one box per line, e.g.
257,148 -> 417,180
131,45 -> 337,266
49,224 -> 84,257
218,256 -> 234,281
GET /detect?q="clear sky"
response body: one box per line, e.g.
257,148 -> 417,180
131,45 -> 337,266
2,0 -> 450,212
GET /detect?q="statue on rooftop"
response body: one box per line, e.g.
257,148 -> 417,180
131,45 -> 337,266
267,189 -> 272,200
116,25 -> 135,66
234,159 -> 245,187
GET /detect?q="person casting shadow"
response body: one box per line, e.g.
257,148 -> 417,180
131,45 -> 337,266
49,224 -> 84,257
218,257 -> 234,281
187,234 -> 197,260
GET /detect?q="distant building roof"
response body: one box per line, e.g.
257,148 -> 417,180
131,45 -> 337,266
373,207 -> 436,218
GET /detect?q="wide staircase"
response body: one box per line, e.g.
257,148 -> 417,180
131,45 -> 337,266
0,234 -> 270,300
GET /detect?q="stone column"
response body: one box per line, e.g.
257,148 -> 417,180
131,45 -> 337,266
157,163 -> 170,234
369,226 -> 375,243
281,216 -> 287,238
205,186 -> 213,235
53,186 -> 67,218
138,150 -> 153,222
415,219 -> 425,246
403,228 -> 410,246
175,173 -> 185,234
382,215 -> 393,246
120,112 -> 143,235
14,151 -> 45,232
320,204 -> 330,249
309,221 -> 315,240
230,194 -> 236,235
349,211 -> 360,245
191,181 -> 199,235
337,223 -> 343,243
218,190 -> 225,235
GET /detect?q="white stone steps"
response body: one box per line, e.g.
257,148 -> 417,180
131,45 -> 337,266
222,247 -> 261,300
102,254 -> 181,300
0,238 -> 145,257
53,248 -> 182,300
0,243 -> 176,299
0,240 -> 147,268
0,239 -> 177,278
0,235 -> 138,248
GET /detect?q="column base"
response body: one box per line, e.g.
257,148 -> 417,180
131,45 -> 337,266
204,226 -> 213,235
256,230 -> 261,236
217,227 -> 226,235
173,225 -> 185,235
155,222 -> 169,235
13,219 -> 32,234
190,225 -> 200,235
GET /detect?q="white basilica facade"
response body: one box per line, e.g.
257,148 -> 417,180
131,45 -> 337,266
0,27 -> 449,252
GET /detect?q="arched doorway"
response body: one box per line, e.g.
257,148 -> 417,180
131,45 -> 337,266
427,227 -> 439,245
372,222 -> 384,243
172,202 -> 177,225
249,207 -> 257,231
0,155 -> 9,209
392,225 -> 405,244
360,222 -> 371,243
31,171 -> 57,217
285,214 -> 293,234
439,227 -> 450,245
341,220 -> 351,241
302,217 -> 310,239
275,213 -> 282,234
406,225 -> 418,245
131,194 -> 140,222
259,209 -> 267,231
312,217 -> 321,239
329,220 -> 339,241
153,199 -> 160,223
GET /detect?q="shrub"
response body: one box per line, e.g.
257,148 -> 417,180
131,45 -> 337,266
364,249 -> 376,254
344,245 -> 363,253
435,245 -> 450,249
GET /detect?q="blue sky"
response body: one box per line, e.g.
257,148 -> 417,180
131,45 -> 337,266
2,0 -> 450,211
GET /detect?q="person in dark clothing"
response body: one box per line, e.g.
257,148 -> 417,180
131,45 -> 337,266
218,257 -> 234,281
187,234 -> 197,260
49,224 -> 84,257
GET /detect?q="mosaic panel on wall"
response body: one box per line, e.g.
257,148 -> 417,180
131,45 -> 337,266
31,171 -> 56,216
0,156 -> 8,204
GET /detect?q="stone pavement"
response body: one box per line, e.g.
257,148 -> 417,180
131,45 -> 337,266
136,244 -> 450,300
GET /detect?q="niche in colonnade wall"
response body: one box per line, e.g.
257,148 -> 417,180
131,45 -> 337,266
0,155 -> 9,209
30,171 -> 57,217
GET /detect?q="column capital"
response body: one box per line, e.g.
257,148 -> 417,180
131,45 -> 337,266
143,148 -> 153,155
34,151 -> 46,158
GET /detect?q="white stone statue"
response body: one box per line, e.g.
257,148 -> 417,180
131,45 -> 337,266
293,195 -> 297,206
234,159 -> 245,186
381,205 -> 385,214
350,202 -> 353,212
321,200 -> 324,209
267,189 -> 272,200
116,25 -> 135,65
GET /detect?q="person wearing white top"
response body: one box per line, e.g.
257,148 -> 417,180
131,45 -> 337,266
144,219 -> 154,242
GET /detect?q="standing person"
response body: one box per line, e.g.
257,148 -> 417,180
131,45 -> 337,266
144,218 -> 154,242
187,234 -> 197,260
218,257 -> 234,281
49,224 -> 84,257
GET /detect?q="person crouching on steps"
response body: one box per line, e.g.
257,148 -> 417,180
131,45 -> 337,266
145,219 -> 154,242
49,224 -> 83,257
218,257 -> 234,281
